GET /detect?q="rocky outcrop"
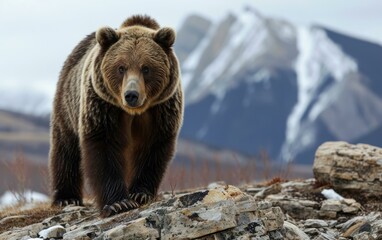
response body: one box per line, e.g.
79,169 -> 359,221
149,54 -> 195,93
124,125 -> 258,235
1,142 -> 382,239
313,141 -> 382,194
1,185 -> 288,240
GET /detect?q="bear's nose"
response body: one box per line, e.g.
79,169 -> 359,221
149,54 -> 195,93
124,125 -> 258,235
124,91 -> 139,107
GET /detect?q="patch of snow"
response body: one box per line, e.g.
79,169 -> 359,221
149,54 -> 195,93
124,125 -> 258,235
210,91 -> 225,114
277,21 -> 296,42
196,125 -> 208,139
39,225 -> 66,239
199,10 -> 265,92
321,189 -> 344,200
0,190 -> 49,207
182,21 -> 219,91
249,68 -> 272,83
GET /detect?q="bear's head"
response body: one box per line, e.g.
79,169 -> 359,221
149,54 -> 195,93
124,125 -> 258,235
93,15 -> 179,115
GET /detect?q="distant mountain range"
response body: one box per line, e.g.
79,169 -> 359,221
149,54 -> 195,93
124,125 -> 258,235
175,6 -> 382,163
1,7 -> 381,165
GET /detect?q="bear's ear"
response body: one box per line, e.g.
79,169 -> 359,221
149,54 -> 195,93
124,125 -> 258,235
154,27 -> 175,48
96,27 -> 119,49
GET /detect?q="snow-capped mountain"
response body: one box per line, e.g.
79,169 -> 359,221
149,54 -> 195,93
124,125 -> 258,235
175,7 -> 382,163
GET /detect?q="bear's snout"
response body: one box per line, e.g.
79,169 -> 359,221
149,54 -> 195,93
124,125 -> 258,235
124,90 -> 139,107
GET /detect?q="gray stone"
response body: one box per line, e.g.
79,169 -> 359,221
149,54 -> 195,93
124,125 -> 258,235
104,217 -> 159,240
257,207 -> 284,231
63,224 -> 101,240
283,221 -> 310,240
254,183 -> 282,199
161,200 -> 237,239
271,197 -> 318,219
320,199 -> 342,212
352,231 -> 371,240
304,219 -> 329,228
315,230 -> 338,240
318,210 -> 337,219
371,219 -> 382,236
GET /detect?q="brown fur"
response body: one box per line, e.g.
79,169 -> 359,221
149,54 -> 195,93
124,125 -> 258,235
120,15 -> 160,30
49,15 -> 183,216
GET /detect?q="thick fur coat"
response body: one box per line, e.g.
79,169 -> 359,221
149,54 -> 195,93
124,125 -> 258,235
49,15 -> 183,217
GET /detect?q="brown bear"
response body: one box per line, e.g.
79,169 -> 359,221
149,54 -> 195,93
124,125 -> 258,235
49,15 -> 183,217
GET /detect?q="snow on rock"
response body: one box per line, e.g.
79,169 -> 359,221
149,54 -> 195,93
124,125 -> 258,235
39,225 -> 66,239
321,189 -> 344,200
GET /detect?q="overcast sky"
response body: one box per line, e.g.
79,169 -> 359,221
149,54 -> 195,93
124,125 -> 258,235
0,0 -> 381,112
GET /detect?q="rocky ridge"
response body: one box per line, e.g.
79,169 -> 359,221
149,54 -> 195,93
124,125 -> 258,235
1,141 -> 382,239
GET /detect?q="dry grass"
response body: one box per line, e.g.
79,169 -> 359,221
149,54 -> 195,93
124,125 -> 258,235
160,149 -> 298,192
1,146 -> 302,196
264,177 -> 288,186
0,202 -> 61,233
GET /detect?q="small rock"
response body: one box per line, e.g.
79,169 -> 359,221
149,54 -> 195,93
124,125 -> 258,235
303,227 -> 319,235
257,207 -> 284,231
341,216 -> 367,232
321,199 -> 342,212
304,219 -> 329,228
342,219 -> 368,237
342,198 -> 357,205
39,225 -> 66,239
255,183 -> 282,199
104,217 -> 159,240
352,231 -> 371,240
342,206 -> 359,214
256,201 -> 272,210
283,221 -> 310,240
318,210 -> 337,219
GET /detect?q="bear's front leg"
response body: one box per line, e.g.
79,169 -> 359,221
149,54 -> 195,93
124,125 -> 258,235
128,136 -> 176,206
81,130 -> 140,217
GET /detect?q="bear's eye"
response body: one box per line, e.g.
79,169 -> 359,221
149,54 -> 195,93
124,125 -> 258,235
118,66 -> 126,74
141,66 -> 150,74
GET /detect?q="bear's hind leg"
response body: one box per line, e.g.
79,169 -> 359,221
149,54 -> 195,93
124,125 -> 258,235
49,128 -> 83,206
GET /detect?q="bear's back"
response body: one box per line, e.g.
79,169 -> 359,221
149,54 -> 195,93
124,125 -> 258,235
53,33 -> 97,133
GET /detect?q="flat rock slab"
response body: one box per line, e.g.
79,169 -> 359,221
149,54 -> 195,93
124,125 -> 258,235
161,200 -> 237,239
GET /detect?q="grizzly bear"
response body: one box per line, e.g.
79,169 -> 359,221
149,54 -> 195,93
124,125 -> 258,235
49,15 -> 183,217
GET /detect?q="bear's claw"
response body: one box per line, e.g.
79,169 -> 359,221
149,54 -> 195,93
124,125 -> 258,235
53,199 -> 82,207
128,192 -> 154,205
101,199 -> 140,217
